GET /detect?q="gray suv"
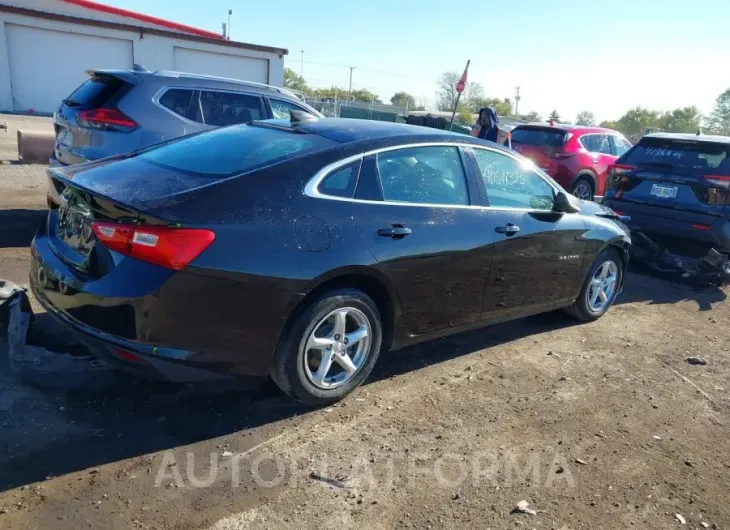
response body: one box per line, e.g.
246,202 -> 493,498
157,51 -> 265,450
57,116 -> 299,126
48,67 -> 321,204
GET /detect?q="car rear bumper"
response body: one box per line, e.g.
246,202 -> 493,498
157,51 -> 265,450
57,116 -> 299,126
603,199 -> 730,253
29,229 -> 303,381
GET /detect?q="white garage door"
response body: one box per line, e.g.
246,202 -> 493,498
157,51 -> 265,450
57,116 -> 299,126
5,24 -> 133,113
173,47 -> 269,84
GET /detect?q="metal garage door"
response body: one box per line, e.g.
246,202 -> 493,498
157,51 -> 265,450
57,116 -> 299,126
173,47 -> 269,84
5,24 -> 133,113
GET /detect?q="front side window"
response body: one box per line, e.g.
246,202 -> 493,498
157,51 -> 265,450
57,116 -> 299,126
191,91 -> 265,126
473,148 -> 555,210
270,98 -> 305,119
375,146 -> 469,206
158,88 -> 195,118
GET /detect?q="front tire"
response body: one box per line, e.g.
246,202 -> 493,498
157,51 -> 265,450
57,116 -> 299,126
270,288 -> 383,406
565,248 -> 623,321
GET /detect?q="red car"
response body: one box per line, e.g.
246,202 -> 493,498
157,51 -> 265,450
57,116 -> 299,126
510,123 -> 632,201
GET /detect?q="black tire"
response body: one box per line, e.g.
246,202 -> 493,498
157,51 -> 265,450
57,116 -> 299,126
270,288 -> 383,406
565,247 -> 623,321
571,176 -> 594,201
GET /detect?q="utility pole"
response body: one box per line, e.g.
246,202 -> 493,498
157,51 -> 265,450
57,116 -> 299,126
514,86 -> 521,117
348,66 -> 355,101
300,50 -> 305,77
227,9 -> 232,40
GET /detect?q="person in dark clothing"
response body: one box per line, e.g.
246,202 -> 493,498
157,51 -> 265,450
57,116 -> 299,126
476,107 -> 500,143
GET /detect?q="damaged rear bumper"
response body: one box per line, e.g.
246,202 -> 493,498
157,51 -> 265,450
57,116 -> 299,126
630,229 -> 730,283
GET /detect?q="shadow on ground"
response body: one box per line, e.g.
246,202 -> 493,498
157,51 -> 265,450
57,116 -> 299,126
0,209 -> 46,248
0,266 -> 725,491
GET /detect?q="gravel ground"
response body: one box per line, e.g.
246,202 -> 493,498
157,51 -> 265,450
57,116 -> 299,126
0,118 -> 729,530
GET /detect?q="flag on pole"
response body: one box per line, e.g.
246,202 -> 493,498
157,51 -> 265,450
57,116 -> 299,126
456,61 -> 469,94
450,60 -> 470,131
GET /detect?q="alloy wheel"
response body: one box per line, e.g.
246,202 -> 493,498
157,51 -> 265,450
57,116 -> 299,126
303,307 -> 372,389
587,260 -> 618,312
572,180 -> 593,200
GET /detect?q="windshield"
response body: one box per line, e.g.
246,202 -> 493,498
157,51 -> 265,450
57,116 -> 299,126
138,124 -> 336,177
511,127 -> 567,147
622,138 -> 730,176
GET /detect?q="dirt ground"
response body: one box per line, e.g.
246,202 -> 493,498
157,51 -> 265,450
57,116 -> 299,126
0,113 -> 729,530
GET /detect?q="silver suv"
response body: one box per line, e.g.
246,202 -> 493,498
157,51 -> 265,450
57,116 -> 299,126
48,67 -> 321,204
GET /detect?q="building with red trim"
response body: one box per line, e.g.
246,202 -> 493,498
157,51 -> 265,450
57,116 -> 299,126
0,0 -> 288,113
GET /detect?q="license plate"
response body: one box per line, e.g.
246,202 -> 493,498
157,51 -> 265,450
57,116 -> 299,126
650,184 -> 678,199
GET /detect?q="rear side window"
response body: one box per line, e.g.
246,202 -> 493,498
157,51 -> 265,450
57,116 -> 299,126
375,146 -> 469,206
192,90 -> 264,126
65,76 -> 125,108
137,125 -> 336,177
319,160 -> 361,198
622,138 -> 730,176
158,89 -> 195,118
581,134 -> 612,154
511,127 -> 567,147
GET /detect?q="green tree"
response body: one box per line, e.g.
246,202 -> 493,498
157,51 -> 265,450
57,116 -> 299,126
548,109 -> 561,122
658,106 -> 703,133
470,96 -> 513,116
456,110 -> 475,126
315,87 -> 381,103
390,91 -> 417,110
283,68 -> 309,93
616,107 -> 661,137
707,88 -> 730,135
575,111 -> 596,126
599,120 -> 619,130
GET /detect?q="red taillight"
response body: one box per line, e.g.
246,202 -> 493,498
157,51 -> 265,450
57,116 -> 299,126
91,222 -> 215,271
703,175 -> 730,188
692,223 -> 712,231
549,151 -> 573,160
609,163 -> 637,176
113,348 -> 143,363
77,108 -> 137,131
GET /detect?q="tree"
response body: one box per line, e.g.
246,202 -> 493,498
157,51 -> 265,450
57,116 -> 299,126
548,109 -> 561,122
575,111 -> 596,126
350,88 -> 382,103
707,88 -> 730,135
316,87 -> 382,103
658,106 -> 703,133
470,96 -> 513,116
599,120 -> 619,130
283,68 -> 309,93
456,110 -> 475,126
390,91 -> 417,110
615,107 -> 661,137
436,71 -> 465,112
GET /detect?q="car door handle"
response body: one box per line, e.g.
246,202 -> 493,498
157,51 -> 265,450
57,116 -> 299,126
377,225 -> 412,238
495,224 -> 520,235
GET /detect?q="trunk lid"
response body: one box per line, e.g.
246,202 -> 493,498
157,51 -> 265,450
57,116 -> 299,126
511,126 -> 571,172
607,136 -> 730,216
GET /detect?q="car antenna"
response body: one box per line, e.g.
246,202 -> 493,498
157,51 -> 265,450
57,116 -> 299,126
290,110 -> 318,125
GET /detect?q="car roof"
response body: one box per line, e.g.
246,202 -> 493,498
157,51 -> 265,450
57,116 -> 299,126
644,132 -> 730,144
278,118 -> 472,144
514,123 -> 619,134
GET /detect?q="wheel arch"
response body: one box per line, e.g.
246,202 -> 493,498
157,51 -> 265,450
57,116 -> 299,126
573,170 -> 597,193
280,266 -> 402,354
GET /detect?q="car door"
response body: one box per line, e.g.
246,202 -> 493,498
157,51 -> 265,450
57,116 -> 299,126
468,146 -> 587,321
351,144 -> 498,335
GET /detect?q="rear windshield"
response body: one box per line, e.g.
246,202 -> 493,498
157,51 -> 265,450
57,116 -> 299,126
511,127 -> 567,147
65,75 -> 125,108
623,138 -> 730,176
138,124 -> 336,177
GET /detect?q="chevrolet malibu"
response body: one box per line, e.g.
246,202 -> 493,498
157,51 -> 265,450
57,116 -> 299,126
30,117 -> 630,405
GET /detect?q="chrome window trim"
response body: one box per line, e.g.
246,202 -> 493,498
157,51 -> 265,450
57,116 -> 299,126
303,142 -> 565,214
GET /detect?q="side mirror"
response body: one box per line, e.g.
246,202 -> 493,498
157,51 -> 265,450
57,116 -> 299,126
553,190 -> 581,213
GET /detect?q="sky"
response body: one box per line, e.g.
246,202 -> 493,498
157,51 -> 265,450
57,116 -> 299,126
104,0 -> 730,122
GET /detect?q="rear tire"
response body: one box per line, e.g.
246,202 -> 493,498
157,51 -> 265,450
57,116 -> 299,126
571,177 -> 594,201
565,248 -> 623,321
270,288 -> 383,406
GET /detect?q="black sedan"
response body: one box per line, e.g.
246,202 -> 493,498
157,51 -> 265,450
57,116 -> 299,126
30,117 -> 630,405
